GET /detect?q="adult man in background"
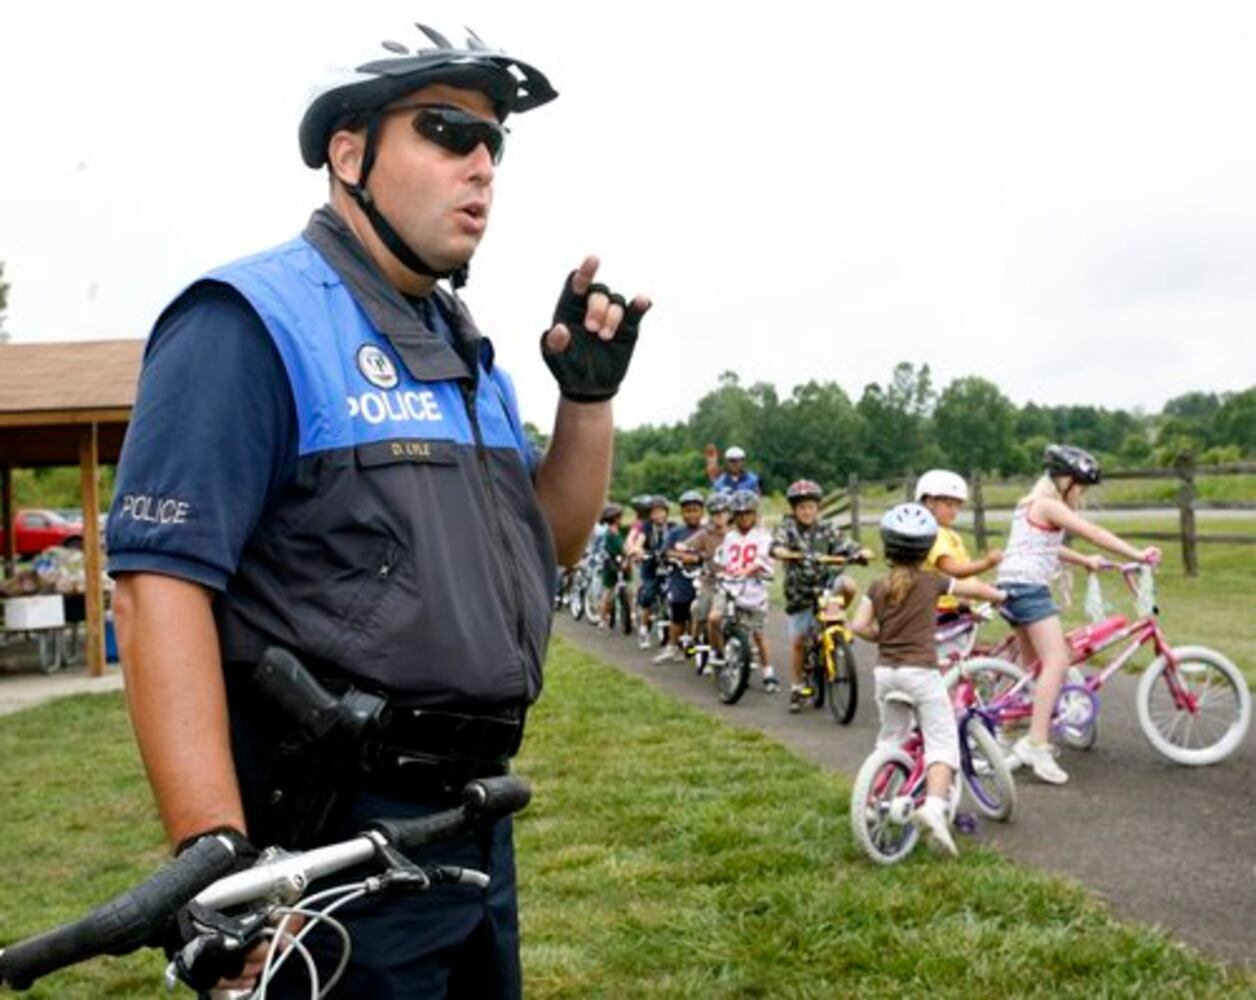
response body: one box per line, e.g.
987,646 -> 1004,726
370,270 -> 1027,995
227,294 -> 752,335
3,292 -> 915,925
705,444 -> 762,494
107,23 -> 648,997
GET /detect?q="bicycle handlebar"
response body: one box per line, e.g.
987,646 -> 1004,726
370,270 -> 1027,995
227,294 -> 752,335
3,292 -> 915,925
0,776 -> 531,991
0,833 -> 244,991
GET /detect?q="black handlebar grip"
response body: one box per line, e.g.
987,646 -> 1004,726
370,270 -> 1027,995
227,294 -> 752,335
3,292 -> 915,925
254,646 -> 340,740
463,776 -> 532,821
0,834 -> 240,991
370,777 -> 532,852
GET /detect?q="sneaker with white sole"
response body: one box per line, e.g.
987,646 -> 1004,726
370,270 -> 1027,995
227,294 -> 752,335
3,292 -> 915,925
788,685 -> 804,713
762,668 -> 780,693
912,796 -> 958,857
637,626 -> 651,650
652,647 -> 679,664
1012,736 -> 1068,785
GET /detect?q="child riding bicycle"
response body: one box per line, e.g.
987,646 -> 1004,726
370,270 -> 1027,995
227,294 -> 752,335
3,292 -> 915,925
711,490 -> 778,691
850,503 -> 1005,856
915,469 -> 1002,622
654,490 -> 707,662
770,478 -> 871,713
996,444 -> 1159,785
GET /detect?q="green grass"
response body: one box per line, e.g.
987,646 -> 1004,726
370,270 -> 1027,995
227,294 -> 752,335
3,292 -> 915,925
1,654 -> 1252,998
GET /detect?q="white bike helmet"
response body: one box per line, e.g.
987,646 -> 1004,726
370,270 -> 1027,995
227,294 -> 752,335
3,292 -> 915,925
914,469 -> 968,503
724,446 -> 746,461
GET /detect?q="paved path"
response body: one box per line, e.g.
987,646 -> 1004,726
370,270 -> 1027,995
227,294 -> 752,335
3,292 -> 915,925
0,640 -> 123,716
555,612 -> 1256,968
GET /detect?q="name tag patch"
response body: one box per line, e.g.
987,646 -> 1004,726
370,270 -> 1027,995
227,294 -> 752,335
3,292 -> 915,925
356,439 -> 459,468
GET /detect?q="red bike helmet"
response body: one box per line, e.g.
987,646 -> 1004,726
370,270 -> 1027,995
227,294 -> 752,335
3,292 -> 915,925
786,479 -> 823,505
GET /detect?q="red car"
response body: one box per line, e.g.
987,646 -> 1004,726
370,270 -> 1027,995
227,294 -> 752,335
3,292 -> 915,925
0,509 -> 84,557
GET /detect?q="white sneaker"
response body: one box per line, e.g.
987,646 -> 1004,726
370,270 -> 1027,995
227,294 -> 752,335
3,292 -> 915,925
762,668 -> 780,693
1012,736 -> 1068,785
637,626 -> 651,650
912,796 -> 958,858
652,647 -> 679,664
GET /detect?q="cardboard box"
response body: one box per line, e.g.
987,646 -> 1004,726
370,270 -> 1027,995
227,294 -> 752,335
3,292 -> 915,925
3,595 -> 66,630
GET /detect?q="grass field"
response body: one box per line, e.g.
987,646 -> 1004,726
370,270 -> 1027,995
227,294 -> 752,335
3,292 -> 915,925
1,648 -> 1253,998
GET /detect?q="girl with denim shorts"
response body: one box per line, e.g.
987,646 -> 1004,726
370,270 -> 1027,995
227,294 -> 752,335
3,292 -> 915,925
997,445 -> 1160,785
850,503 -> 1005,857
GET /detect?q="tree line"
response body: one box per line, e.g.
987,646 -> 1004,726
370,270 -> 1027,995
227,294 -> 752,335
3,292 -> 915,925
583,365 -> 1256,499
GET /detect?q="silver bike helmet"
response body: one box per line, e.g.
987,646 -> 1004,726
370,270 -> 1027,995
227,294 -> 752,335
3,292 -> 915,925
879,502 -> 938,564
706,493 -> 731,514
678,489 -> 705,508
300,23 -> 556,285
730,489 -> 759,514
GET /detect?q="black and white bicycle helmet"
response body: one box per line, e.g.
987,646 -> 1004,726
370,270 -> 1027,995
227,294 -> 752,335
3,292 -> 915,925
300,23 -> 557,285
678,489 -> 705,508
786,479 -> 823,505
1044,444 -> 1102,485
879,502 -> 938,564
730,489 -> 759,514
630,495 -> 652,516
706,493 -> 731,514
650,495 -> 671,511
600,503 -> 623,523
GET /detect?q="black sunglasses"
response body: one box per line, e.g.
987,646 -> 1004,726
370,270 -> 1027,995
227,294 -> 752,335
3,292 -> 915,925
387,103 -> 508,164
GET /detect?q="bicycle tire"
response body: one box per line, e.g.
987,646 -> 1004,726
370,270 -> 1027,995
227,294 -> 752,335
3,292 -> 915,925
618,588 -> 633,636
806,641 -> 825,709
569,583 -> 585,622
960,713 -> 1017,821
825,634 -> 858,725
1135,645 -> 1251,766
850,747 -> 920,865
37,631 -> 63,674
958,657 -> 1028,708
718,627 -> 752,705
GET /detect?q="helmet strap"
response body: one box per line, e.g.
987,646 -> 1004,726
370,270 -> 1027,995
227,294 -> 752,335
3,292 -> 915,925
340,114 -> 469,289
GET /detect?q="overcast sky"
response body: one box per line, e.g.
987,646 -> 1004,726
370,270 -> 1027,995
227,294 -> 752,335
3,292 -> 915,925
2,1 -> 1254,433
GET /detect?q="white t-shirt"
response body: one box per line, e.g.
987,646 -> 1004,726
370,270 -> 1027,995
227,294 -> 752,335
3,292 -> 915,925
716,526 -> 774,611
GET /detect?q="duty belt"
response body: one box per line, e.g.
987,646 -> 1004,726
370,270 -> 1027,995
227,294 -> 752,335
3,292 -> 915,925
377,703 -> 526,762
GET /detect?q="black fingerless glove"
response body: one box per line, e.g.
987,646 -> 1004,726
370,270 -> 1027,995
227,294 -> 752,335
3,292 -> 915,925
541,271 -> 644,402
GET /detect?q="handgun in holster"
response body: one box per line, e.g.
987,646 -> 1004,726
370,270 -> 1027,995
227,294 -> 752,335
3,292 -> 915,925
250,646 -> 388,848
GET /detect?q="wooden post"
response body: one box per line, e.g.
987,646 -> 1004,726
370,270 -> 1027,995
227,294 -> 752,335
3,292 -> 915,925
970,469 -> 988,553
903,470 -> 915,502
1176,453 -> 1198,578
1,464 -> 13,578
847,473 -> 861,544
79,424 -> 106,676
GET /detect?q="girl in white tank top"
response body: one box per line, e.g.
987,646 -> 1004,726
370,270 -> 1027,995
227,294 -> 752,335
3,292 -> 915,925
997,449 -> 1159,786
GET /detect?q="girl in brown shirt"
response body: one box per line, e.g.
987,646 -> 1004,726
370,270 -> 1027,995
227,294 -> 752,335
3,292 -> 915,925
851,503 -> 1004,856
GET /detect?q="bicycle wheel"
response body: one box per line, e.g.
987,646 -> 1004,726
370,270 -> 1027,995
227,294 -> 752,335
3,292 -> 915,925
569,582 -> 586,622
960,713 -> 1017,821
619,588 -> 634,636
718,626 -> 752,705
806,641 -> 825,709
850,747 -> 920,865
958,657 -> 1028,708
825,634 -> 858,725
1136,646 -> 1251,766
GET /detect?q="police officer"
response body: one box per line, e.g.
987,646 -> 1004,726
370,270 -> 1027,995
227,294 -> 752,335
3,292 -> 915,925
107,23 -> 648,997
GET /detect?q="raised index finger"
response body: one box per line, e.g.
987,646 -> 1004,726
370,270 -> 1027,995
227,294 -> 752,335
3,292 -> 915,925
569,255 -> 600,296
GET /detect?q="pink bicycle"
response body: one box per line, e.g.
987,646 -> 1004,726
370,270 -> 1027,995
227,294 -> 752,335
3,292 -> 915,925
977,562 -> 1250,766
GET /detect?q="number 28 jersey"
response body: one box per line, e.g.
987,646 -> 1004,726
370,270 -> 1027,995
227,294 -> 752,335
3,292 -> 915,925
715,526 -> 774,611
